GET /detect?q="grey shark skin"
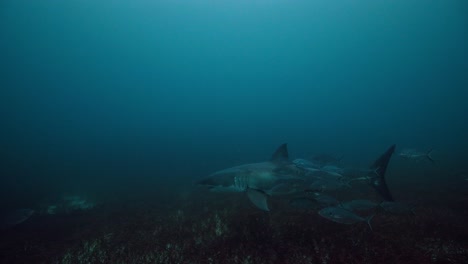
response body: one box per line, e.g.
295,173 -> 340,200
319,207 -> 374,231
198,144 -> 397,211
198,144 -> 302,211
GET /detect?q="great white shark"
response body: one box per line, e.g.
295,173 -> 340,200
198,144 -> 396,211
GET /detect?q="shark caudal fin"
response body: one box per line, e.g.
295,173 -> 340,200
368,144 -> 396,201
426,149 -> 435,164
365,214 -> 375,232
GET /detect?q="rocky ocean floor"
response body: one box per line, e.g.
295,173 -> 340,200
1,184 -> 467,264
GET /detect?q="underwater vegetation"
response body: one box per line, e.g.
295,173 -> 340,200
0,184 -> 467,264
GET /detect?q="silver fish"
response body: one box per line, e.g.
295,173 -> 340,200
399,148 -> 435,164
308,178 -> 349,191
319,207 -> 374,230
289,197 -> 318,210
340,199 -> 379,212
309,193 -> 340,207
1,209 -> 35,229
380,201 -> 415,215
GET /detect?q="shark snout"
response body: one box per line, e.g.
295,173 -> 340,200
196,177 -> 215,186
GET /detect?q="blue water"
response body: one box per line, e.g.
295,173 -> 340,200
0,1 -> 467,262
1,0 -> 467,200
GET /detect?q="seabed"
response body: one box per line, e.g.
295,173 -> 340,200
1,183 -> 467,264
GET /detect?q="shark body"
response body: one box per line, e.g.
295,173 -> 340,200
198,143 -> 396,211
198,144 -> 302,211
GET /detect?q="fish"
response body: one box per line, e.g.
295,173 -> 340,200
43,195 -> 96,215
63,195 -> 95,211
305,192 -> 341,207
0,209 -> 35,229
310,153 -> 343,166
289,197 -> 318,210
293,159 -> 344,178
340,199 -> 379,212
199,144 -> 396,211
292,159 -> 321,171
339,145 -> 396,201
380,201 -> 415,215
308,178 -> 349,191
318,207 -> 374,230
198,144 -> 305,211
450,171 -> 468,181
315,195 -> 340,207
399,148 -> 435,164
320,165 -> 345,175
46,205 -> 58,215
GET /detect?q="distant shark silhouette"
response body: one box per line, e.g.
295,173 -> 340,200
198,144 -> 396,211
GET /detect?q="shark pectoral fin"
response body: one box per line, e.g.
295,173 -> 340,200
246,189 -> 270,211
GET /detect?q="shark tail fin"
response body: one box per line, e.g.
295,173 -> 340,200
426,149 -> 435,164
369,144 -> 396,202
342,178 -> 353,188
365,214 -> 375,232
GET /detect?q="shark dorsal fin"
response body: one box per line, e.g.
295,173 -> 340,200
270,143 -> 289,164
